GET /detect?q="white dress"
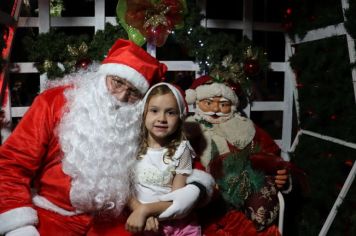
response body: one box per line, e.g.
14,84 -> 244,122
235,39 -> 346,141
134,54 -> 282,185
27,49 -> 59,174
134,140 -> 195,203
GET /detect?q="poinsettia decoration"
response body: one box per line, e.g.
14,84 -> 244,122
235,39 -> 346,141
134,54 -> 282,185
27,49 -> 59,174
117,0 -> 187,47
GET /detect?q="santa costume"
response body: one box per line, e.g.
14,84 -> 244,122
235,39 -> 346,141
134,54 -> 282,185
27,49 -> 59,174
0,39 -> 171,235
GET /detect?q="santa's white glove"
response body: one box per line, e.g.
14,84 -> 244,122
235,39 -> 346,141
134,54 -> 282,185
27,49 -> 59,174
158,184 -> 200,220
6,225 -> 39,236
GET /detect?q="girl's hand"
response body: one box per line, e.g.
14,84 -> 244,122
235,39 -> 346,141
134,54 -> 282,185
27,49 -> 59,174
144,216 -> 159,232
125,205 -> 150,233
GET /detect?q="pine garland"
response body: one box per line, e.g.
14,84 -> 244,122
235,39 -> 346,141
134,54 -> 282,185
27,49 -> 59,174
22,0 -> 269,98
285,0 -> 356,235
211,141 -> 264,209
22,23 -> 128,79
282,0 -> 344,39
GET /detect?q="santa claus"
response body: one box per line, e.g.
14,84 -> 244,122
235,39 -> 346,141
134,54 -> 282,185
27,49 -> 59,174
0,39 -> 214,236
185,75 -> 292,235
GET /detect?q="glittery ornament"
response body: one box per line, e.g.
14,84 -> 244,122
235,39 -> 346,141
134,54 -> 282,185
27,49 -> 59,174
243,58 -> 260,77
75,58 -> 92,70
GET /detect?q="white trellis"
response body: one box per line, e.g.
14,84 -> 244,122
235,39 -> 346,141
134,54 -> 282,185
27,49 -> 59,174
287,0 -> 356,235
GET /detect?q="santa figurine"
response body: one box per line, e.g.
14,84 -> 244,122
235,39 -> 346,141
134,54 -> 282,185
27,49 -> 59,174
184,75 -> 292,236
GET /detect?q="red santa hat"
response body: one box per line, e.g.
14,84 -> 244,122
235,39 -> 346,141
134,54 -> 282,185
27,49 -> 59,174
99,39 -> 168,94
185,75 -> 239,105
143,82 -> 189,119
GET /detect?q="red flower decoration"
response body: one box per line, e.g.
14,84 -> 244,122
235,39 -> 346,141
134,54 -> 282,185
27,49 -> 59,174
125,0 -> 186,47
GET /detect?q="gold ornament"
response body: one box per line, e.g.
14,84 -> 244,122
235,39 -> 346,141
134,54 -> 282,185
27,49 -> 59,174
210,54 -> 245,84
43,60 -> 53,71
67,42 -> 88,57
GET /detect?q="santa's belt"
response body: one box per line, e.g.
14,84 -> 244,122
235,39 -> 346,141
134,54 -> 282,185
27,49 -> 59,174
32,195 -> 83,216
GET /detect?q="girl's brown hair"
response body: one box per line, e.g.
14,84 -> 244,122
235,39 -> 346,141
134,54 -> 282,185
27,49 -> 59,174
137,84 -> 185,163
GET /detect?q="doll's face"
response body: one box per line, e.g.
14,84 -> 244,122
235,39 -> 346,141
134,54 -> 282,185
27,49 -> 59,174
197,96 -> 234,124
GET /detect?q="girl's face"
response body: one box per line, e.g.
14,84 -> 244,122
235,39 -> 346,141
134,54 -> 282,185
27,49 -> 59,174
145,92 -> 180,147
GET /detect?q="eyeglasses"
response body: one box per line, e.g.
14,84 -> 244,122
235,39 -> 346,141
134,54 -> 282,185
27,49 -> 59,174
107,75 -> 142,102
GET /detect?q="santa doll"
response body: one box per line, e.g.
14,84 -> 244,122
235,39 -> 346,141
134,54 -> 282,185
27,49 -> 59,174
184,75 -> 292,236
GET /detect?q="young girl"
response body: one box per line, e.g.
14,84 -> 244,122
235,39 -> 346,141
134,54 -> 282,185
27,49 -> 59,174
125,82 -> 201,235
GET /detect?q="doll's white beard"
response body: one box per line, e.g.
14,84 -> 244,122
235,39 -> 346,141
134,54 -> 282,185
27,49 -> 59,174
58,73 -> 142,217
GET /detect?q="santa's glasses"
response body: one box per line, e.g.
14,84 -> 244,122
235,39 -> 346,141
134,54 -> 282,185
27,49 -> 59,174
107,75 -> 142,102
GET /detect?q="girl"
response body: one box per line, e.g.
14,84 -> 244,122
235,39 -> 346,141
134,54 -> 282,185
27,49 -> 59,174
125,82 -> 201,235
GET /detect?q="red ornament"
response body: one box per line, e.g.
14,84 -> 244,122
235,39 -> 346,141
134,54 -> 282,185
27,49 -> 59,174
243,59 -> 260,77
296,83 -> 304,88
124,0 -> 185,47
286,8 -> 292,16
75,58 -> 92,70
345,160 -> 353,167
227,81 -> 242,96
330,114 -> 337,120
145,25 -> 170,47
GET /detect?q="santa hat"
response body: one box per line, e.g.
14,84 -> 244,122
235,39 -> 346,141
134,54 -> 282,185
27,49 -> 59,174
185,75 -> 239,105
99,39 -> 168,94
143,82 -> 188,119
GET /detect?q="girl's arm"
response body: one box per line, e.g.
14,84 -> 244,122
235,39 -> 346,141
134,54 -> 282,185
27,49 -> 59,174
172,173 -> 188,191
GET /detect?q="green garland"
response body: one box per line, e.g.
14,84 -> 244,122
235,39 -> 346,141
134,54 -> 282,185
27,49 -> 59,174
283,0 -> 344,39
211,141 -> 264,209
285,0 -> 356,235
22,0 -> 269,101
23,23 -> 128,79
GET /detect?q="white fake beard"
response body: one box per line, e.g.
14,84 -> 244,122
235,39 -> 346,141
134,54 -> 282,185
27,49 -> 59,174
196,106 -> 235,124
58,73 -> 142,217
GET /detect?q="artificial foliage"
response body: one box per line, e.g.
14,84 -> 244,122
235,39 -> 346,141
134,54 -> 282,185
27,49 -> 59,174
22,0 -> 269,100
23,23 -> 128,79
172,1 -> 269,76
282,0 -> 344,39
287,136 -> 356,236
285,0 -> 356,235
211,141 -> 264,209
290,35 -> 356,142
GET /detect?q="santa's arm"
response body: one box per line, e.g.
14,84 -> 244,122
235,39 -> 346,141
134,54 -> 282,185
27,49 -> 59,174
0,93 -> 54,234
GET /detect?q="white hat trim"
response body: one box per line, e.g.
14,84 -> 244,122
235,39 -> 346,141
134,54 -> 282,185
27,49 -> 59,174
195,83 -> 238,104
0,207 -> 38,234
185,89 -> 197,105
98,63 -> 149,94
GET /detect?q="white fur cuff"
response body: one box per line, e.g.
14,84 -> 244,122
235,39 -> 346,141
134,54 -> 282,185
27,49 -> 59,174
187,169 -> 215,205
0,207 -> 38,234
